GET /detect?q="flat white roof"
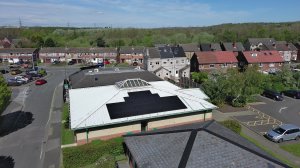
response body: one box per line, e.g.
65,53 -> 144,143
69,80 -> 216,130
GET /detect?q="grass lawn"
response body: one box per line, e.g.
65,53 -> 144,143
61,103 -> 74,145
240,132 -> 297,168
62,137 -> 124,168
280,143 -> 300,157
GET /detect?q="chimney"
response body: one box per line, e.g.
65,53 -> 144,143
232,42 -> 236,48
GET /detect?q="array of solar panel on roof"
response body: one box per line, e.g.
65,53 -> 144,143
115,78 -> 150,88
106,90 -> 187,119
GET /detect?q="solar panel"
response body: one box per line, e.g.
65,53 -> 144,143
106,90 -> 187,119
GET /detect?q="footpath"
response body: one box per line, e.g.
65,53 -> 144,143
212,109 -> 300,167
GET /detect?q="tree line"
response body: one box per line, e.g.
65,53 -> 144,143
0,22 -> 300,48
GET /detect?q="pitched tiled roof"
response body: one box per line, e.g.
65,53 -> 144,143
222,42 -> 245,51
248,38 -> 276,45
200,43 -> 211,51
158,46 -> 186,58
0,48 -> 37,53
210,43 -> 222,51
195,51 -> 238,64
40,47 -> 68,53
119,46 -> 145,54
180,43 -> 200,52
288,43 -> 298,51
242,51 -> 284,63
124,120 -> 288,168
147,47 -> 161,58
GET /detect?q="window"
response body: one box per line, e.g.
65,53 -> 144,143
209,64 -> 215,68
259,63 -> 263,67
170,62 -> 173,64
222,63 -> 228,68
163,62 -> 167,64
176,70 -> 178,74
182,59 -> 185,63
156,62 -> 159,65
150,62 -> 152,65
279,63 -> 282,66
166,73 -> 168,75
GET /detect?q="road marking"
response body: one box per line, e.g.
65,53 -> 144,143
40,143 -> 43,159
279,107 -> 287,113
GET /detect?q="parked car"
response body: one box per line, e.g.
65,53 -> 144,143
265,124 -> 300,143
15,75 -> 29,83
10,69 -> 22,75
7,78 -> 22,86
21,74 -> 33,81
52,60 -> 60,65
68,60 -> 75,65
35,79 -> 47,85
0,69 -> 9,74
262,89 -> 283,101
281,90 -> 300,99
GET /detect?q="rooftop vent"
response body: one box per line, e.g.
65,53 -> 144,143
115,78 -> 151,88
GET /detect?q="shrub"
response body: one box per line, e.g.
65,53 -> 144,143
38,69 -> 47,76
220,120 -> 241,134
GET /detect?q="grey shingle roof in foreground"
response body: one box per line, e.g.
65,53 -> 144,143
124,120 -> 289,168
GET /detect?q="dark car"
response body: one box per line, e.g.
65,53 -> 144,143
262,89 -> 283,101
52,60 -> 60,65
68,60 -> 75,65
281,90 -> 300,99
35,79 -> 47,85
0,69 -> 9,74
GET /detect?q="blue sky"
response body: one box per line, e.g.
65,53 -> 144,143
0,0 -> 299,28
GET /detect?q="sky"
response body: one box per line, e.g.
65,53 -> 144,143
0,0 -> 300,28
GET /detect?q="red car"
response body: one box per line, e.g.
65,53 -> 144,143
35,79 -> 47,85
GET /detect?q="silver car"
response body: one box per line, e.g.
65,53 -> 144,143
265,124 -> 300,143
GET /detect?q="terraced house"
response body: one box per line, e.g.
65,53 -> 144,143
118,46 -> 145,67
0,48 -> 38,63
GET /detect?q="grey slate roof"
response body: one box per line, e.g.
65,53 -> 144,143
210,43 -> 222,51
200,43 -> 211,51
147,47 -> 161,58
70,68 -> 162,89
124,120 -> 288,168
222,42 -> 245,51
119,46 -> 145,54
158,46 -> 186,59
180,43 -> 200,52
0,48 -> 37,53
248,38 -> 276,45
40,47 -> 68,53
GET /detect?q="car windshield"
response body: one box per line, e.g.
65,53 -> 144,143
273,127 -> 286,134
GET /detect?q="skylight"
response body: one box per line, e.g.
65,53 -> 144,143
115,78 -> 151,88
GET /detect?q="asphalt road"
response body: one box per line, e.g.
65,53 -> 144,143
0,66 -> 78,168
252,95 -> 300,126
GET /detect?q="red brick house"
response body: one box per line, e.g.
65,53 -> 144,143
0,48 -> 38,63
239,51 -> 284,73
190,51 -> 238,72
118,47 -> 145,66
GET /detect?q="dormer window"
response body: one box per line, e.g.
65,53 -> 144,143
251,53 -> 257,57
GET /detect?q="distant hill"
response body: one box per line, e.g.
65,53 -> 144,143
0,21 -> 299,48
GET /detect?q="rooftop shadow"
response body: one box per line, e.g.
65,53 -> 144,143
0,111 -> 34,137
0,156 -> 15,168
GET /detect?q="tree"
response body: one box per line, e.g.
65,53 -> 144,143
96,37 -> 106,47
191,72 -> 208,84
44,38 -> 56,47
0,75 -> 11,114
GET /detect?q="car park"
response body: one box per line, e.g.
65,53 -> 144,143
35,79 -> 47,85
10,69 -> 22,75
265,124 -> 300,143
281,90 -> 300,99
262,89 -> 283,101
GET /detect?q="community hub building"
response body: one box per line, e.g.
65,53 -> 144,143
68,68 -> 216,144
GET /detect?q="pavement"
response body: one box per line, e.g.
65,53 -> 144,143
0,67 -> 78,168
212,109 -> 300,167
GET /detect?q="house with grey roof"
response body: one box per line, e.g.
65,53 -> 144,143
221,42 -> 245,56
145,45 -> 190,81
200,43 -> 222,51
123,120 -> 289,168
180,43 -> 200,60
245,38 -> 276,51
118,46 -> 145,67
